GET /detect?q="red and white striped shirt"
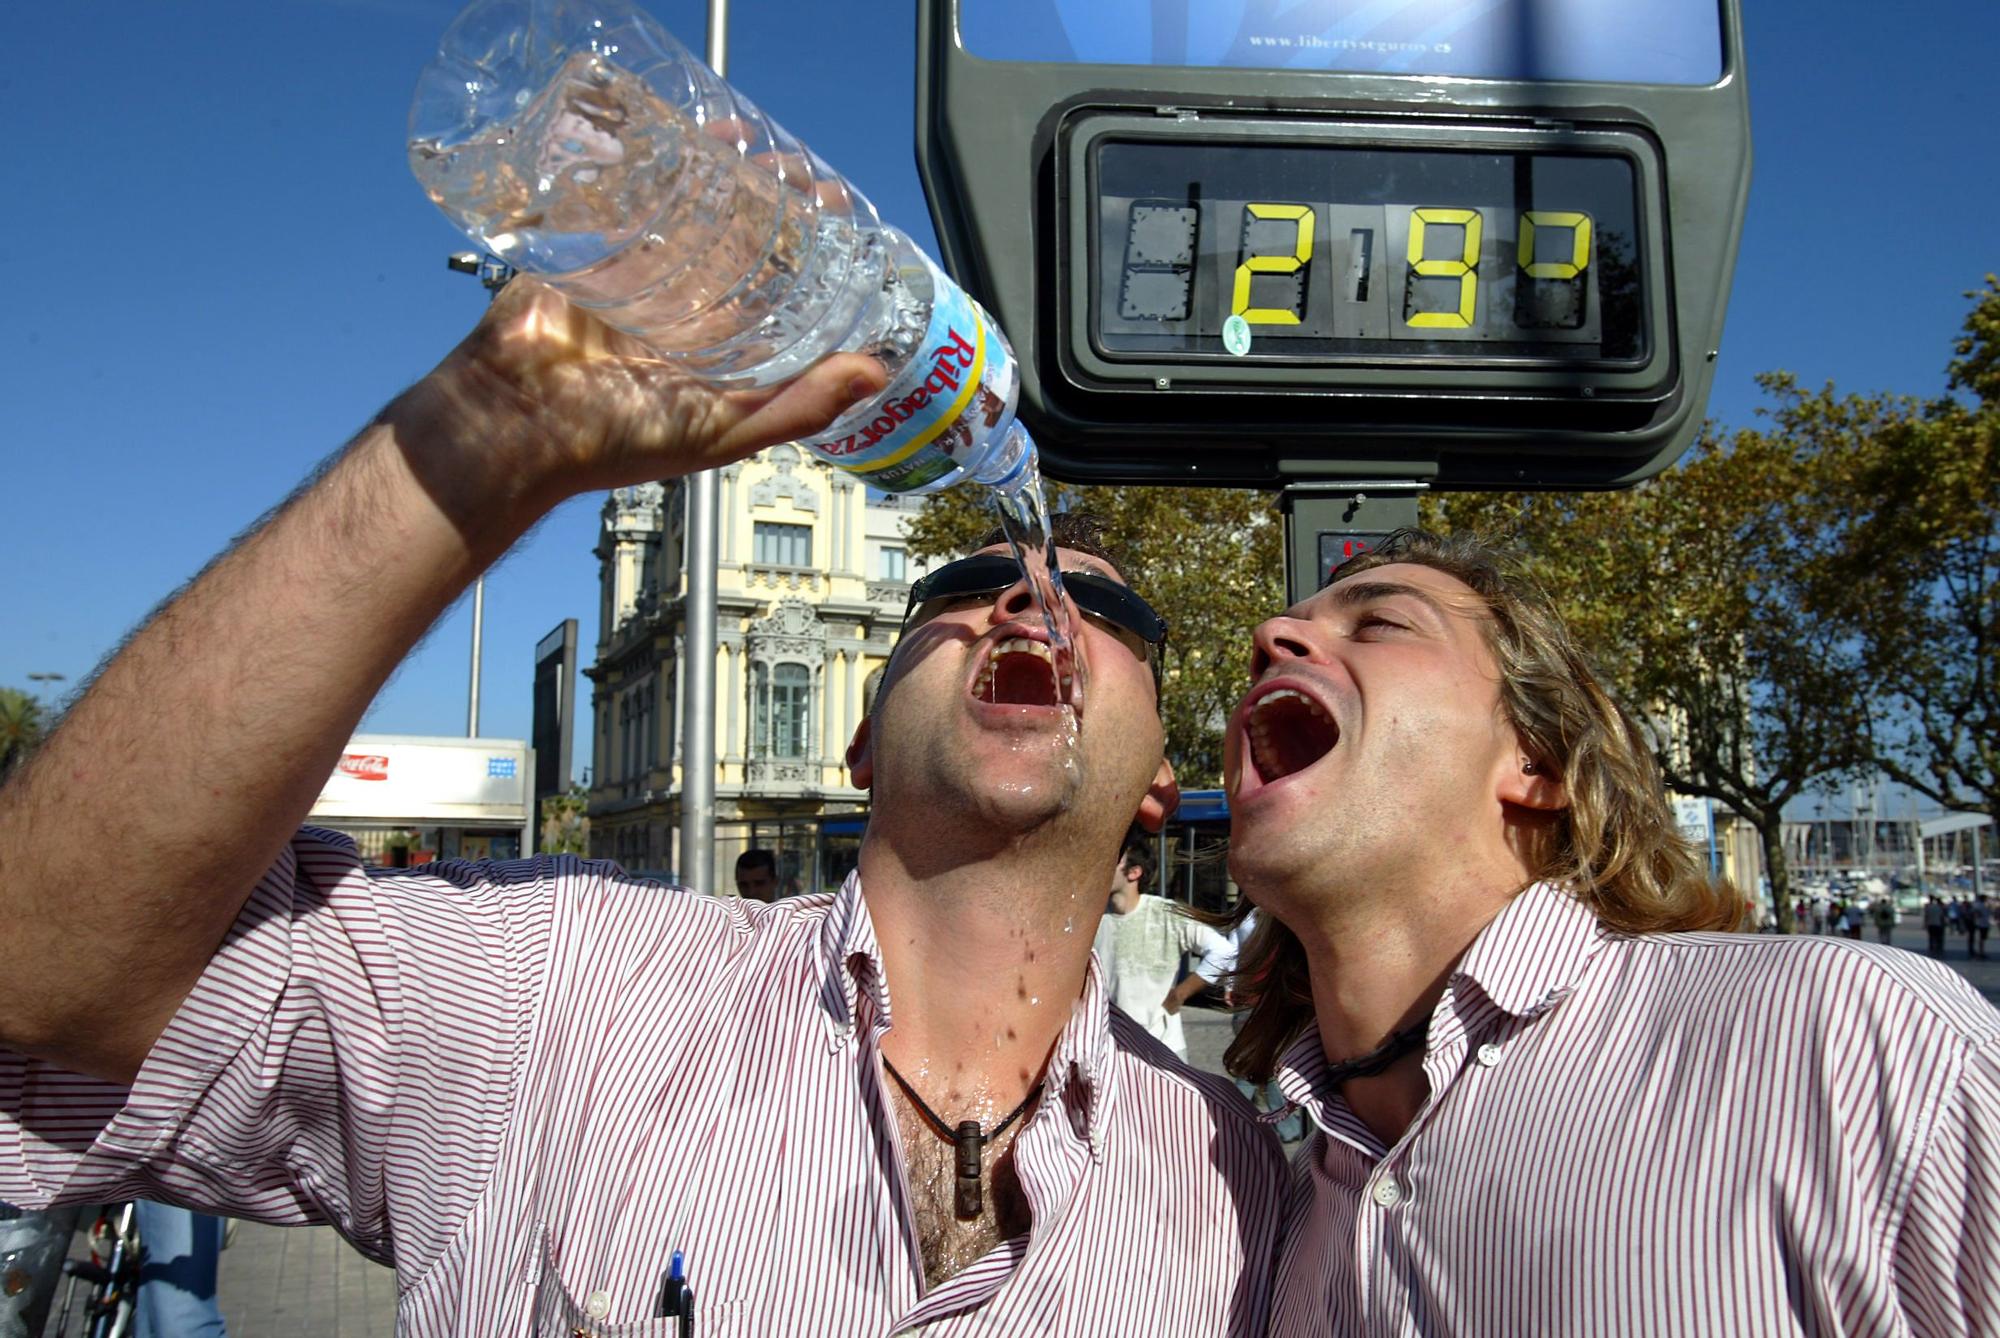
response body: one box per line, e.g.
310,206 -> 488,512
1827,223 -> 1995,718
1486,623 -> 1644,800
1267,881 -> 2000,1336
2,831 -> 1287,1335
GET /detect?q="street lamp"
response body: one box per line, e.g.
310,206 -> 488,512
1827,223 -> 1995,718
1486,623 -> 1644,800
448,252 -> 518,738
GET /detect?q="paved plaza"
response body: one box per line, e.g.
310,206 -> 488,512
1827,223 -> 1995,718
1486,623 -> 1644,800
103,920 -> 1992,1337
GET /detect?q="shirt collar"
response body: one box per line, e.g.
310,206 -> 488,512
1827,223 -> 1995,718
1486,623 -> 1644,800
816,871 -> 892,1046
1044,946 -> 1119,1157
1268,881 -> 1610,1143
1451,880 -> 1611,1020
814,871 -> 1119,1148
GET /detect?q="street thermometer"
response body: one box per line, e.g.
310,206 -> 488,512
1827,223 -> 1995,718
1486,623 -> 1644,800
914,0 -> 1751,593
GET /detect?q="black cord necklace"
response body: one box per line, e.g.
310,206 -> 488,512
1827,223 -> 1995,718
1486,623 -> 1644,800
881,1058 -> 1044,1220
1321,1016 -> 1431,1087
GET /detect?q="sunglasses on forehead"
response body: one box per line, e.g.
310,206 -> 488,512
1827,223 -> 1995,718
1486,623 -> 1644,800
900,554 -> 1170,651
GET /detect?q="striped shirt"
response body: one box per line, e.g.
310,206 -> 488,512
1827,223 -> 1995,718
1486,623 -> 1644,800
1266,881 -> 2000,1336
1,830 -> 1287,1335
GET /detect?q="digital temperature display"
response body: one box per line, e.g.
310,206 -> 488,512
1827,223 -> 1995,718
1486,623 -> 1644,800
1091,139 -> 1644,366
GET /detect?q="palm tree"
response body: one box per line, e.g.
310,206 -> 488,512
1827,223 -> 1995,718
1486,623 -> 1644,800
0,688 -> 45,780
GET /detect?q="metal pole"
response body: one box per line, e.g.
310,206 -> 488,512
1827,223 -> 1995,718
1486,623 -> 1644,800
1974,825 -> 1986,902
448,259 -> 512,743
1913,797 -> 1927,898
467,576 -> 484,737
678,0 -> 729,892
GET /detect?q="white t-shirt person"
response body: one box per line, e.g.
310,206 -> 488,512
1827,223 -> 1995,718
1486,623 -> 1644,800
1094,851 -> 1232,1060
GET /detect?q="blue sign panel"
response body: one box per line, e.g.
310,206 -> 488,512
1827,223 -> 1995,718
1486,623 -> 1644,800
959,0 -> 1723,86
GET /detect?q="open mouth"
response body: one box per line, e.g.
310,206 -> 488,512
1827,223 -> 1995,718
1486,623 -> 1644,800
975,637 -> 1064,707
1246,687 -> 1340,783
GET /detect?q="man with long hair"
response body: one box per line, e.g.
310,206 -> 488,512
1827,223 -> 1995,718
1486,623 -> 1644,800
1223,529 -> 1998,1332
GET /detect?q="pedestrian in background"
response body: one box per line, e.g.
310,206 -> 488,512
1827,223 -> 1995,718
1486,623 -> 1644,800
733,848 -> 779,902
1871,896 -> 1895,945
1098,830 -> 1234,1062
133,1202 -> 228,1338
1924,895 -> 1948,956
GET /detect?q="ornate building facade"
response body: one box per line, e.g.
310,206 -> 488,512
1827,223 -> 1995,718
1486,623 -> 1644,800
585,447 -> 934,893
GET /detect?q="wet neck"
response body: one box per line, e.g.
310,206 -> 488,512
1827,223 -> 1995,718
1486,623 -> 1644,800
860,838 -> 1102,1111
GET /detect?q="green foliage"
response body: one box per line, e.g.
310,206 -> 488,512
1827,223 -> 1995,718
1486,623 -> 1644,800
1419,280 -> 2000,922
1947,274 -> 2000,408
540,782 -> 592,855
1808,277 -> 2000,817
1428,418 -> 1876,928
0,688 -> 46,782
904,484 -> 1285,787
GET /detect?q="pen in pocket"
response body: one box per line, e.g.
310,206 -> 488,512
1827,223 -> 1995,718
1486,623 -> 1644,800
654,1249 -> 694,1334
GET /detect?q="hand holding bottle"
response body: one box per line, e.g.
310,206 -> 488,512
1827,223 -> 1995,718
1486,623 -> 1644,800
386,278 -> 888,522
412,0 -> 1036,498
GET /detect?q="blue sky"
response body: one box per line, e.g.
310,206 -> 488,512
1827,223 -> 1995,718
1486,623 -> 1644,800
5,0 -> 1996,814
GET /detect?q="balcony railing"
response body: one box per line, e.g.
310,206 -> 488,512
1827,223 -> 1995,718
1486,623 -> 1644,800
745,756 -> 819,789
743,564 -> 822,594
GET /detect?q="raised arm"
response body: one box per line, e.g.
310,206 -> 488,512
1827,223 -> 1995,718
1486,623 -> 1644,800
1163,917 -> 1235,1015
0,282 -> 882,1083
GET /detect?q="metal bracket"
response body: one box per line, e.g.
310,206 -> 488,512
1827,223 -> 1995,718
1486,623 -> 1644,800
447,250 -> 517,293
1279,481 -> 1427,605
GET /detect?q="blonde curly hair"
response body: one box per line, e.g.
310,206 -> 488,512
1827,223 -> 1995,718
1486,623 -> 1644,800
1225,529 -> 1744,1083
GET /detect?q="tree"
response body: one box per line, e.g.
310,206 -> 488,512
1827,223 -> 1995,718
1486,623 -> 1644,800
0,688 -> 45,782
904,484 -> 1285,788
540,782 -> 592,855
1811,277 -> 2000,818
1431,418 -> 1873,932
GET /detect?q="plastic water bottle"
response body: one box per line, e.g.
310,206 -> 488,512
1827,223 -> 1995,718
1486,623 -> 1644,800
408,0 -> 1036,499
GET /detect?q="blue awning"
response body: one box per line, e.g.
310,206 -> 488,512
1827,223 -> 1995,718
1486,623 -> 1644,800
1173,789 -> 1230,823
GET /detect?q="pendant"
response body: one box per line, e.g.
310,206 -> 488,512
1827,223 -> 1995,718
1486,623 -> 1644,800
953,1119 -> 984,1219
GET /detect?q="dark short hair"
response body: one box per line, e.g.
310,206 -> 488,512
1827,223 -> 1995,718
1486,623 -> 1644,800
1119,827 -> 1157,893
735,848 -> 777,875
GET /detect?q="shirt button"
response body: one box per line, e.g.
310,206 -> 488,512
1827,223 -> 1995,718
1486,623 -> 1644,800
1476,1042 -> 1503,1067
583,1291 -> 612,1320
1372,1176 -> 1403,1208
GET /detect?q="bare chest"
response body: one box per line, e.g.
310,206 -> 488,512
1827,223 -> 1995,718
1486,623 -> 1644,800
885,1081 -> 1033,1288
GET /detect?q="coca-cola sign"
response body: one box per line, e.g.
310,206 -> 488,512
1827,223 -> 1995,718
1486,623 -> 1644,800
338,754 -> 391,782
313,737 -> 531,825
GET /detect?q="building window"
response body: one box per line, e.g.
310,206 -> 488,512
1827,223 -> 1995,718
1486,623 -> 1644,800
619,694 -> 633,781
773,663 -> 810,758
752,661 -> 812,760
638,680 -> 654,772
879,546 -> 908,582
614,679 -> 658,782
753,522 -> 812,568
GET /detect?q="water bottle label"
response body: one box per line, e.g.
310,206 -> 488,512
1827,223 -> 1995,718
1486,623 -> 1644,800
802,275 -> 1001,493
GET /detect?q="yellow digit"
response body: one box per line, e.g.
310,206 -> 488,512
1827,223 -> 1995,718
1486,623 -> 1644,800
1231,204 -> 1315,326
1405,207 -> 1481,329
1518,211 -> 1593,279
